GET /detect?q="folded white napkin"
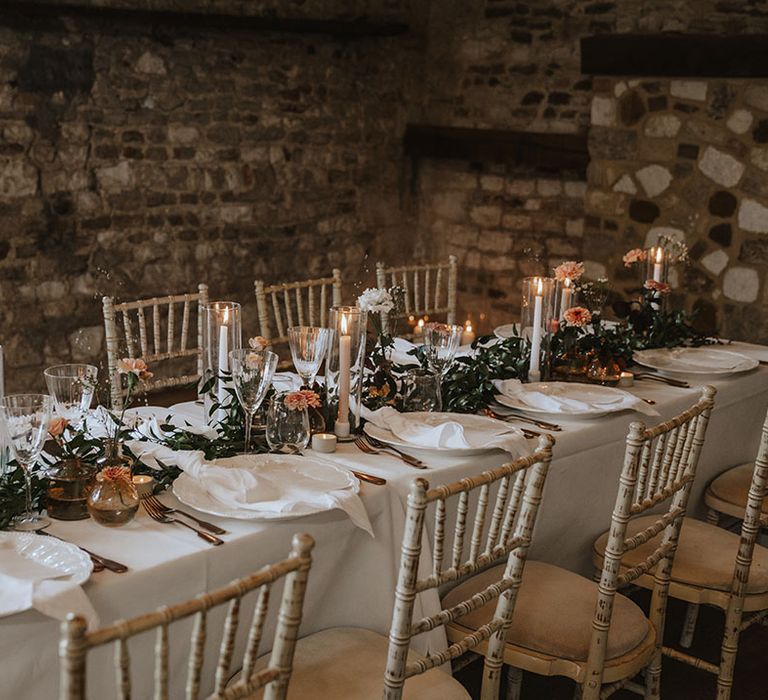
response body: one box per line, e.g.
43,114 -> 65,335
494,379 -> 658,417
389,338 -> 423,366
362,406 -> 528,456
126,442 -> 373,536
0,539 -> 97,625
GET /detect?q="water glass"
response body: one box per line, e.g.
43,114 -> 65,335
402,368 -> 442,412
43,364 -> 98,426
288,326 -> 330,387
422,323 -> 463,376
266,392 -> 310,453
1,394 -> 54,530
229,348 -> 278,453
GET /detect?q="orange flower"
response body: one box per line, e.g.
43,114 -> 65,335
284,391 -> 309,411
553,261 -> 584,283
297,389 -> 321,408
248,336 -> 268,350
644,279 -> 671,295
563,306 -> 593,328
100,466 -> 132,483
48,417 -> 70,438
623,248 -> 647,267
117,358 -> 153,381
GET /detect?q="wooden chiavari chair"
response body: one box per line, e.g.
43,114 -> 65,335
375,256 -> 458,337
254,271 -> 342,369
600,407 -> 768,700
234,436 -> 554,699
59,533 -> 314,700
102,284 -> 209,409
444,387 -> 716,700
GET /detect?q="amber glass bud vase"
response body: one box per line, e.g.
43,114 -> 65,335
87,467 -> 139,527
46,458 -> 96,521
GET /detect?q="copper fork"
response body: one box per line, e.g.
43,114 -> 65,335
354,436 -> 427,469
142,497 -> 224,546
143,494 -> 227,535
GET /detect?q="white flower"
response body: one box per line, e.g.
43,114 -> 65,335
357,288 -> 394,314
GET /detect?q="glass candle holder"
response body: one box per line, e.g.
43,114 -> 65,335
325,306 -> 367,440
520,277 -> 556,383
645,246 -> 669,285
202,301 -> 242,428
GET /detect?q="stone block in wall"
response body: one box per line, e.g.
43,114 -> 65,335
723,266 -> 759,302
698,146 -> 745,187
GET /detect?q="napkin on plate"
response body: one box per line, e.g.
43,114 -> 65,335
494,379 -> 658,417
126,442 -> 373,536
0,540 -> 97,624
362,406 -> 528,456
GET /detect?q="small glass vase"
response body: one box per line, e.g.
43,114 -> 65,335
46,458 -> 96,521
266,393 -> 310,453
585,355 -> 622,385
98,439 -> 134,474
87,467 -> 139,527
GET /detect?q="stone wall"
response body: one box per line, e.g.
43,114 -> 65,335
0,8 -> 416,390
586,78 -> 768,341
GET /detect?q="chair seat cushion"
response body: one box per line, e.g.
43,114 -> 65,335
441,561 -> 651,663
708,463 -> 768,514
593,515 -> 768,594
236,627 -> 470,700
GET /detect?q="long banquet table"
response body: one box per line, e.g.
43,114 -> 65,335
3,364 -> 768,699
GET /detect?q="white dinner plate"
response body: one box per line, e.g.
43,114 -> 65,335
495,382 -> 638,419
173,454 -> 359,520
633,347 -> 758,377
363,412 -> 509,456
0,531 -> 92,586
494,324 -> 518,340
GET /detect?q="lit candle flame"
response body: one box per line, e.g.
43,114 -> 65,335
536,277 -> 543,295
340,313 -> 349,335
222,305 -> 229,325
564,277 -> 571,288
655,247 -> 663,263
417,318 -> 425,329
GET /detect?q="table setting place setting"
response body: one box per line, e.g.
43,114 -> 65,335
0,246 -> 764,627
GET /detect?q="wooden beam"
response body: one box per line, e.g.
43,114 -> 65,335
582,33 -> 768,78
403,124 -> 588,176
0,0 -> 409,38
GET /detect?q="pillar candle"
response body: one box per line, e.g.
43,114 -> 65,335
335,312 -> 351,438
529,278 -> 544,383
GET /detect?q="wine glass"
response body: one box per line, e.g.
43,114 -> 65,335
266,392 -> 310,453
422,323 -> 463,377
229,348 -> 278,454
43,364 -> 98,427
288,326 -> 330,387
1,394 -> 54,530
402,368 -> 442,412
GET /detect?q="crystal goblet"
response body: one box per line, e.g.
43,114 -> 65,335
288,326 -> 330,388
229,348 -> 278,453
43,364 -> 98,427
422,323 -> 463,377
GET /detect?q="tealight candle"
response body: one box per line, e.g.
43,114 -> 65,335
312,432 -> 337,453
461,320 -> 476,345
618,371 -> 634,388
132,474 -> 155,498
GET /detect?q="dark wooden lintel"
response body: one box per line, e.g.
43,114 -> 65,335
403,124 -> 589,176
582,33 -> 768,78
0,1 -> 409,38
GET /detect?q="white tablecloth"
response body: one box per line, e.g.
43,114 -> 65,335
2,364 -> 768,699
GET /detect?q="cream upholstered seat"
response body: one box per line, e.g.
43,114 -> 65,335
593,515 -> 768,596
244,628 -> 468,699
705,462 -> 768,521
230,437 -> 555,700
455,387 -> 716,700
443,561 -> 653,666
593,408 -> 768,700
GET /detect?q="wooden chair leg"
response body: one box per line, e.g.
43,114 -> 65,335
680,603 -> 700,649
504,666 -> 523,700
707,508 -> 720,526
644,650 -> 662,700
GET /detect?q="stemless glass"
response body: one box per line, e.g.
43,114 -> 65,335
402,368 -> 442,412
288,326 -> 330,387
43,364 -> 98,426
229,348 -> 278,453
1,394 -> 54,530
422,323 -> 463,376
266,392 -> 310,453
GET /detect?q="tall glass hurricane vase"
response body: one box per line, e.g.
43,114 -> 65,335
422,323 -> 463,377
229,348 -> 278,453
288,326 -> 330,388
521,277 -> 556,382
43,364 -> 98,427
202,302 -> 242,428
325,306 -> 367,440
1,394 -> 54,530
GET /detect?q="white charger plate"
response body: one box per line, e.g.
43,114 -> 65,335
173,454 -> 359,520
0,531 -> 92,586
495,382 -> 637,419
363,412 -> 511,456
634,347 -> 758,377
